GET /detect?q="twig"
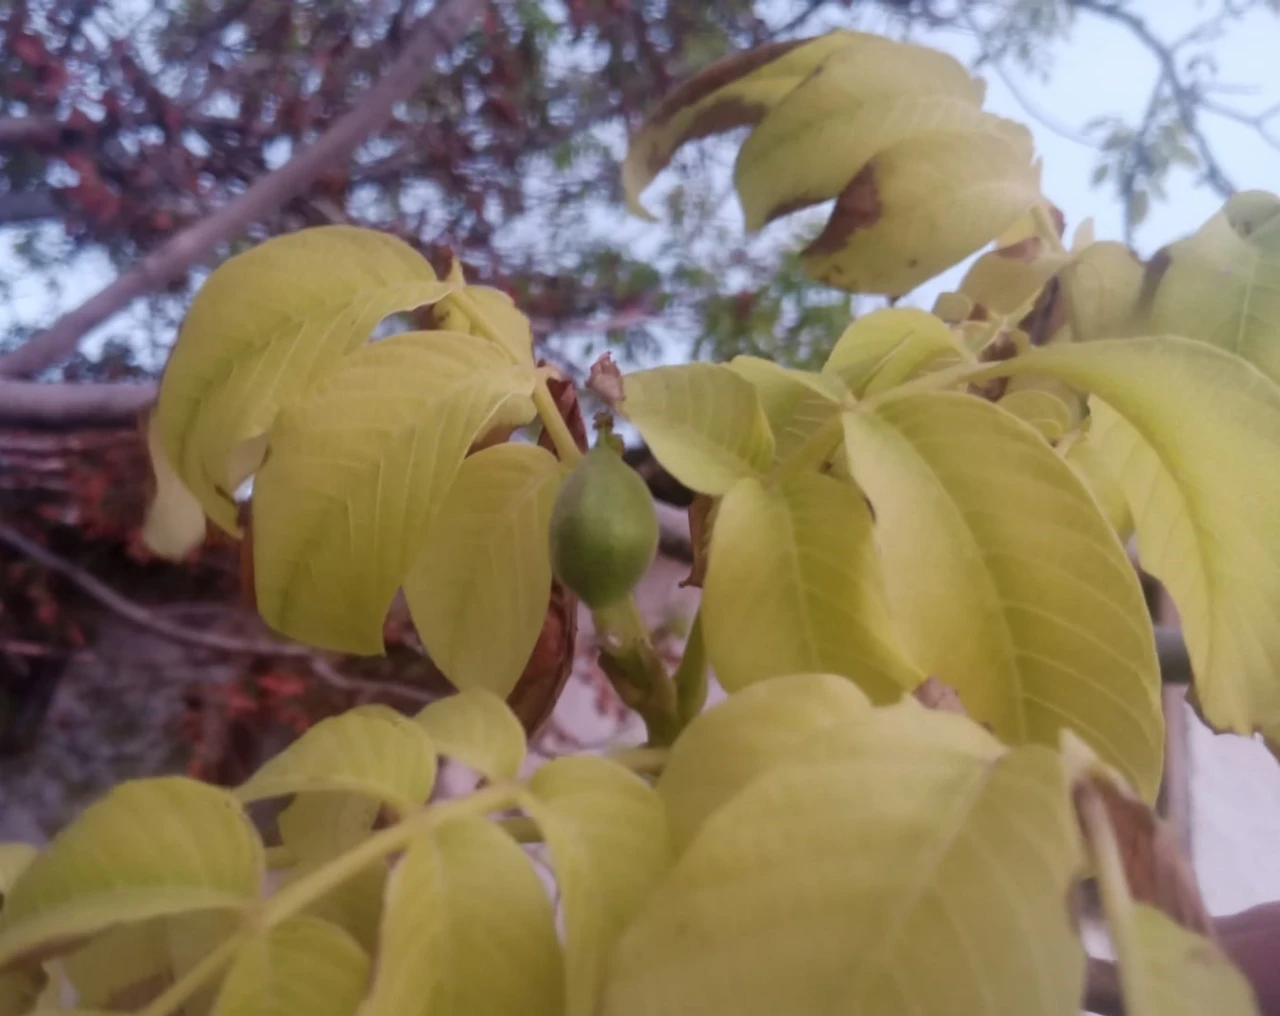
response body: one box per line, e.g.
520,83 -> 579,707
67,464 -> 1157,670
1084,955 -> 1124,1016
0,379 -> 157,425
0,0 -> 489,379
0,520 -> 439,703
1072,0 -> 1236,198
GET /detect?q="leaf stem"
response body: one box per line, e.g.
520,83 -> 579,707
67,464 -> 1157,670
533,376 -> 584,464
1077,782 -> 1152,1016
672,610 -> 708,725
596,599 -> 682,747
138,928 -> 249,1016
258,782 -> 519,928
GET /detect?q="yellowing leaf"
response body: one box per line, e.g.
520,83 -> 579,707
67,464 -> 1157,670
736,46 -> 986,229
236,706 -> 437,816
658,674 -> 872,852
960,236 -> 1073,317
521,757 -> 670,1016
0,847 -> 35,899
601,745 -> 1084,1016
414,689 -> 528,780
1134,191 -> 1280,381
1061,412 -> 1132,540
616,364 -> 775,494
154,226 -> 454,533
141,414 -> 206,560
724,357 -> 843,464
968,337 -> 1280,748
1121,906 -> 1261,1016
211,917 -> 368,1016
622,32 -> 864,219
433,271 -> 535,365
406,443 -> 565,697
62,919 -> 172,1010
802,121 -> 1041,297
997,388 -> 1073,441
842,393 -> 1163,800
701,472 -> 921,701
251,331 -> 537,653
822,307 -> 970,396
1065,240 -> 1144,340
358,817 -> 562,1016
0,779 -> 262,969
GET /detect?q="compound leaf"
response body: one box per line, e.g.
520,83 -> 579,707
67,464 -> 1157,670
969,337 -> 1280,749
615,364 -> 775,494
701,471 -> 921,701
154,226 -> 453,533
801,121 -> 1041,297
414,689 -> 528,781
822,307 -> 970,396
843,393 -> 1163,800
602,743 -> 1083,1016
252,331 -> 537,653
358,817 -> 561,1016
1135,191 -> 1280,381
521,757 -> 670,1016
724,357 -> 843,464
622,32 -> 864,218
0,779 -> 262,969
406,443 -> 565,698
211,917 -> 368,1016
236,706 -> 437,817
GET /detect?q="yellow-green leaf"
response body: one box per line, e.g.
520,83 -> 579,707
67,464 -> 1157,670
724,357 -> 843,464
211,917 -> 368,1016
842,393 -> 1163,800
0,779 -> 262,969
736,47 -> 986,230
1134,191 -> 1280,381
521,757 -> 670,1016
969,337 -> 1280,747
62,919 -> 172,1010
822,307 -> 970,396
433,273 -> 535,366
1064,240 -> 1145,341
141,413 -> 206,559
701,471 -> 921,700
658,673 -> 871,853
251,331 -> 537,653
1121,906 -> 1261,1016
405,442 -> 565,697
997,388 -> 1073,442
615,364 -> 775,494
622,31 -> 863,219
358,817 -> 562,1016
1061,411 -> 1132,540
0,847 -> 35,899
960,236 -> 1073,318
236,706 -> 437,816
601,744 -> 1083,1016
154,226 -> 454,533
414,689 -> 528,780
802,121 -> 1041,297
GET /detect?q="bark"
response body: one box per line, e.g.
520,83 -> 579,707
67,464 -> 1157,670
0,380 -> 157,426
0,0 -> 489,380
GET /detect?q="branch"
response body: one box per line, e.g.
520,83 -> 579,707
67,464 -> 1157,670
1072,0 -> 1236,198
0,379 -> 157,425
0,117 -> 87,151
0,0 -> 489,380
0,521 -> 436,704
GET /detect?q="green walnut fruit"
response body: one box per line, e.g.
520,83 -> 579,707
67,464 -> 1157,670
549,445 -> 659,609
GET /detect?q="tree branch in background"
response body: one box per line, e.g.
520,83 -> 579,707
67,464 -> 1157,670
0,379 -> 157,425
0,520 -> 435,703
0,0 -> 490,380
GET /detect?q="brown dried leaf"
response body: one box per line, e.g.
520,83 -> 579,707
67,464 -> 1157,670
681,494 -> 716,589
535,368 -> 588,456
505,579 -> 579,738
586,353 -> 625,412
912,676 -> 967,716
1080,774 -> 1214,937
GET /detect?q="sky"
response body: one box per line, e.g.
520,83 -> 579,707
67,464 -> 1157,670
2,0 -> 1278,367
